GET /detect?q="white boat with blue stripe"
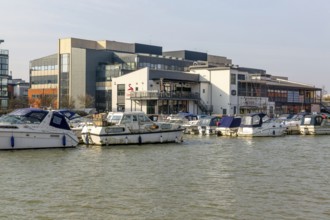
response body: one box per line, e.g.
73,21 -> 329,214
0,108 -> 79,149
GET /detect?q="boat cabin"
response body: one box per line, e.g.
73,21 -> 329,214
240,113 -> 270,127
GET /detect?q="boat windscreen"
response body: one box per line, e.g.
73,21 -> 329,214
0,111 -> 48,124
109,115 -> 122,124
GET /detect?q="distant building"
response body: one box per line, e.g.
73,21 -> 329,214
7,77 -> 29,109
8,77 -> 29,98
29,54 -> 58,108
0,40 -> 9,109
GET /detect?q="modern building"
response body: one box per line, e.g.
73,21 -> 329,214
7,77 -> 30,109
112,64 -> 321,116
8,77 -> 29,98
29,54 -> 58,108
29,38 -> 231,110
29,37 -> 321,115
0,39 -> 9,109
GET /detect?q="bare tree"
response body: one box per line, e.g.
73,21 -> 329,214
40,94 -> 56,109
8,96 -> 29,110
77,94 -> 95,108
60,95 -> 76,110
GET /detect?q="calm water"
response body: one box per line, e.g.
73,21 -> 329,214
0,135 -> 330,220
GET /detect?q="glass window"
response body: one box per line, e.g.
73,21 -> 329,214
117,84 -> 125,96
238,74 -> 245,80
230,74 -> 236,85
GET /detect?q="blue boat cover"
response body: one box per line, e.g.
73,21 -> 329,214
219,116 -> 241,128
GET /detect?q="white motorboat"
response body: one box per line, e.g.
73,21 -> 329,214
81,111 -> 184,145
237,113 -> 286,137
166,113 -> 199,134
281,113 -> 307,135
197,116 -> 222,135
300,114 -> 330,135
0,108 -> 79,149
216,116 -> 241,136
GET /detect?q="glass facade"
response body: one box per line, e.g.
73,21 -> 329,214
30,54 -> 58,88
59,54 -> 70,107
238,81 -> 321,114
0,49 -> 9,109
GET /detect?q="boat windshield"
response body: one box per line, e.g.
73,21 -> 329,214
108,115 -> 122,124
0,112 -> 47,124
262,115 -> 271,123
198,118 -> 211,126
241,115 -> 260,126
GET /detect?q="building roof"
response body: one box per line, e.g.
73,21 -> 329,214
239,78 -> 321,90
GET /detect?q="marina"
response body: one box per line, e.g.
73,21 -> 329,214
0,135 -> 329,219
2,1 -> 330,219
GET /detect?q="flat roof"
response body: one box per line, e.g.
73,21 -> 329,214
239,79 -> 321,90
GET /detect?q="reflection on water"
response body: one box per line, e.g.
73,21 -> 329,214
0,135 -> 330,219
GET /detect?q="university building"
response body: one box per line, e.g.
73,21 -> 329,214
29,37 -> 321,115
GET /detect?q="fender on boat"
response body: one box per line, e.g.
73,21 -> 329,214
11,136 -> 14,148
62,135 -> 66,146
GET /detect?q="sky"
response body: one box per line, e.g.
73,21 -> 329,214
1,0 -> 330,91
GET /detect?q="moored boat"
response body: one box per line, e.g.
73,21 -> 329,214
237,113 -> 286,137
300,114 -> 330,135
81,111 -> 184,145
216,116 -> 241,136
197,116 -> 222,135
0,108 -> 79,149
281,112 -> 308,135
166,113 -> 199,134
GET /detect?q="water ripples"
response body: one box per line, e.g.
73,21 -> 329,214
0,135 -> 329,219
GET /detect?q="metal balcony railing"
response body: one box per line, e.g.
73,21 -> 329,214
130,91 -> 200,100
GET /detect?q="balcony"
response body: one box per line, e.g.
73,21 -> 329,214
130,91 -> 200,100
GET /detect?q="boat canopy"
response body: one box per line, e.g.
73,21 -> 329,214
3,108 -> 49,124
58,109 -> 81,120
301,114 -> 325,126
219,116 -> 241,128
240,113 -> 268,128
199,116 -> 222,126
49,112 -> 71,130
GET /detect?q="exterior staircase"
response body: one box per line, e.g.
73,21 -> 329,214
196,99 -> 213,115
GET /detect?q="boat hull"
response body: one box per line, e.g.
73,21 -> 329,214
0,131 -> 78,150
300,126 -> 330,135
216,127 -> 239,136
237,126 -> 286,137
81,129 -> 184,146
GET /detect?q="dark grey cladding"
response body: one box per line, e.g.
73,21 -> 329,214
163,50 -> 207,61
106,41 -> 162,55
149,69 -> 199,82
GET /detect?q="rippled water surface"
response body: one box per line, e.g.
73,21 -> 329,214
1,135 -> 330,219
